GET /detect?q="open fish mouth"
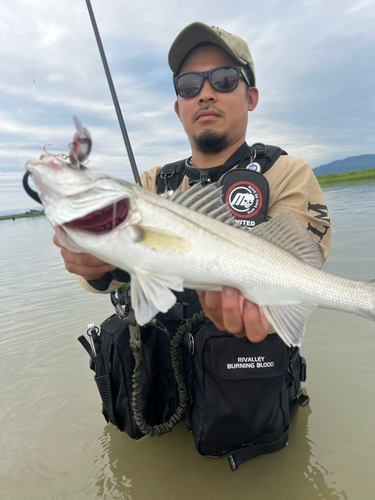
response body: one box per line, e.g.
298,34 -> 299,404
63,198 -> 130,234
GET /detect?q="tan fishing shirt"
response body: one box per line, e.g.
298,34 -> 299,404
78,155 -> 331,294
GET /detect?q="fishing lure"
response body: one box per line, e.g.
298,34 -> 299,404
23,116 -> 92,203
68,116 -> 92,168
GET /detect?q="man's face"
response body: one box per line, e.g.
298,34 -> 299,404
174,45 -> 258,155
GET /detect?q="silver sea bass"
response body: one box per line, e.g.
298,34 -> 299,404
25,154 -> 375,347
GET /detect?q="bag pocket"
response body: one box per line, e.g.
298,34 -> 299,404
97,315 -> 145,439
189,325 -> 289,455
84,314 -> 182,440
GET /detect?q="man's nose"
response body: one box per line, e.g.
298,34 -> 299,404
198,77 -> 217,102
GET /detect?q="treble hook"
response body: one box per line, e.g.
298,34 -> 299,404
23,117 -> 93,204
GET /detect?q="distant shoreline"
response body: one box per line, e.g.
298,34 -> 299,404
1,169 -> 374,220
316,168 -> 375,186
0,210 -> 45,221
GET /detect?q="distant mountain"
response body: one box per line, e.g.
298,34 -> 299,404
313,154 -> 375,176
0,206 -> 44,217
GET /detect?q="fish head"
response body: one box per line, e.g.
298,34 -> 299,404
25,154 -> 138,252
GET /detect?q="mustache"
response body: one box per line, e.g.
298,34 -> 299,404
191,105 -> 225,123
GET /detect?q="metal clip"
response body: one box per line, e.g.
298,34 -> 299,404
87,323 -> 100,357
199,171 -> 211,186
160,168 -> 176,192
249,146 -> 257,163
110,289 -> 130,320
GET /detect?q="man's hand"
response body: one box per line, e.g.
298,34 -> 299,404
197,287 -> 271,343
53,234 -> 116,281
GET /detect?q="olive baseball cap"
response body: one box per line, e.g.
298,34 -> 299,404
168,22 -> 256,86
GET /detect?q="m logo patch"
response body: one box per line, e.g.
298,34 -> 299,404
221,169 -> 269,228
226,181 -> 262,218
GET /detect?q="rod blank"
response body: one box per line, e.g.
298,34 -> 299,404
85,0 -> 142,186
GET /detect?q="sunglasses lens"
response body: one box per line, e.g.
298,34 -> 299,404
177,73 -> 202,98
176,67 -> 241,97
211,67 -> 239,91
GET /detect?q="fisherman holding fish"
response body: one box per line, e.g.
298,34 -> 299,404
53,22 -> 332,343
27,21 -> 375,469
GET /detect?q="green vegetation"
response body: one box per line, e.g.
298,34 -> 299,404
316,168 -> 375,186
0,209 -> 45,221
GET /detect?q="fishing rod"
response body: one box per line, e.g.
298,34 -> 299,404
84,0 -> 142,187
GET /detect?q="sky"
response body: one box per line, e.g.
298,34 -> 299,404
0,0 -> 374,211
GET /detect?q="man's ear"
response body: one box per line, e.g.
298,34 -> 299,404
247,87 -> 259,112
174,99 -> 181,120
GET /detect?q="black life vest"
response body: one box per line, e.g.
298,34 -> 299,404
80,142 -> 309,471
156,142 -> 287,229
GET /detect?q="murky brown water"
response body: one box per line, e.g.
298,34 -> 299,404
1,181 -> 374,500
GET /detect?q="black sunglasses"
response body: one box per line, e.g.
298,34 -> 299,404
173,66 -> 251,98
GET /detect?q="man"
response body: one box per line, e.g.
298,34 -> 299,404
54,22 -> 332,467
54,22 -> 331,341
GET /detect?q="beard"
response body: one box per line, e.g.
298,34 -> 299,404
192,129 -> 229,155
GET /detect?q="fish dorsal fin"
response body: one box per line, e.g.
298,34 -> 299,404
169,182 -> 237,226
251,212 -> 323,268
131,269 -> 183,325
260,303 -> 318,347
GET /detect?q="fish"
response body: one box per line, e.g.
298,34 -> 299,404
25,153 -> 375,347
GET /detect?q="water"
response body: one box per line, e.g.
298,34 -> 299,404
1,181 -> 374,500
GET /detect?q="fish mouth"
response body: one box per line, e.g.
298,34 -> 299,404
63,198 -> 130,234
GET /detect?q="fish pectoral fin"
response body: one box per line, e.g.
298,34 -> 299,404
260,302 -> 318,347
131,269 -> 184,325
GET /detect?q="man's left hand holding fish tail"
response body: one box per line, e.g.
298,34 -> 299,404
197,288 -> 271,343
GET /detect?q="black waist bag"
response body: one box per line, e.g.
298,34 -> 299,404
80,305 -> 308,469
80,314 -> 180,440
185,321 -> 291,470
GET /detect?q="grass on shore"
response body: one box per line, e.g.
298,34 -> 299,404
316,168 -> 375,186
0,209 -> 45,221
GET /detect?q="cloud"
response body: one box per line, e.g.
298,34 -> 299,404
1,0 -> 374,211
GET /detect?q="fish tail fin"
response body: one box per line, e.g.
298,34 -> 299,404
358,280 -> 375,322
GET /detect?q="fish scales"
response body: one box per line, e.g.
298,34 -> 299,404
135,184 -> 368,311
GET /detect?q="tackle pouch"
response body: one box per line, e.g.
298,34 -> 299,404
79,314 -> 181,440
185,321 -> 291,470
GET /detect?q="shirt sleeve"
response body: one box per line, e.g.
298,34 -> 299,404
265,155 -> 331,263
78,275 -> 126,293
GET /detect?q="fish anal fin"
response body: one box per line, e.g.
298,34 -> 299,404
260,302 -> 318,347
131,269 -> 183,325
251,213 -> 323,268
